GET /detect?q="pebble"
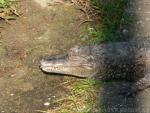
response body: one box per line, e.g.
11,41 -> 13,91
145,18 -> 150,21
10,74 -> 16,77
138,7 -> 141,11
10,93 -> 14,96
44,102 -> 50,106
122,29 -> 129,34
52,95 -> 56,98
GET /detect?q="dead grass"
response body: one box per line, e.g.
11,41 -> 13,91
71,0 -> 101,22
43,79 -> 102,113
0,0 -> 19,23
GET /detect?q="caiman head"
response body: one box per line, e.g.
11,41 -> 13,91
40,46 -> 98,78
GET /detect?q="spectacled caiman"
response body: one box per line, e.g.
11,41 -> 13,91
40,38 -> 150,95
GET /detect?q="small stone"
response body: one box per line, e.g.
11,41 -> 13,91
10,93 -> 14,96
10,74 -> 16,77
145,18 -> 150,21
52,95 -> 56,98
1,111 -> 5,113
122,29 -> 129,34
38,36 -> 42,40
44,102 -> 50,106
48,97 -> 51,100
138,7 -> 141,11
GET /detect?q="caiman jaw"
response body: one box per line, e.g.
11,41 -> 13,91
40,54 -> 97,78
40,54 -> 69,73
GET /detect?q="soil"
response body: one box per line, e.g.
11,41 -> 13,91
0,0 -> 89,112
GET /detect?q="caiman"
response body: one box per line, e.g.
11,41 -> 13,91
40,38 -> 150,95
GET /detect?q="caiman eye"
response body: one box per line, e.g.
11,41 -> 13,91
82,63 -> 94,69
69,46 -> 80,56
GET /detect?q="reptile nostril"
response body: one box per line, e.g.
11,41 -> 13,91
39,65 -> 42,69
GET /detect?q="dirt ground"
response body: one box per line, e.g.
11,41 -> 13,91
0,0 -> 89,112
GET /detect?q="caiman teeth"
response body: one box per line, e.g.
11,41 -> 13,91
41,66 -> 65,72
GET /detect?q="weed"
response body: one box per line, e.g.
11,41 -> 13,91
80,0 -> 132,43
46,79 -> 103,113
91,0 -> 132,43
0,0 -> 5,7
0,0 -> 19,22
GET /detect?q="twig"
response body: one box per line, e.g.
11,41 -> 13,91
0,17 -> 11,24
71,0 -> 87,14
52,80 -> 75,90
74,20 -> 93,32
78,20 -> 93,27
33,110 -> 48,113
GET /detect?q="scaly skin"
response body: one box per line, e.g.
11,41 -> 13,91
40,39 -> 150,94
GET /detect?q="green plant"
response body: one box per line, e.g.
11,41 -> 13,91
90,0 -> 132,43
0,0 -> 18,21
46,79 -> 102,113
0,0 -> 6,8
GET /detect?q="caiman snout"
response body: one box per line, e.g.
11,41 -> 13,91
40,54 -> 69,74
40,46 -> 98,78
